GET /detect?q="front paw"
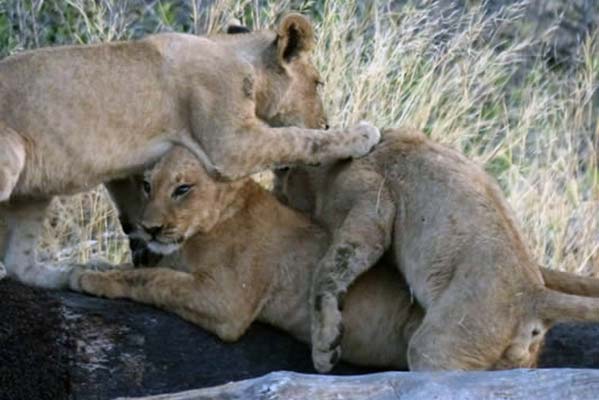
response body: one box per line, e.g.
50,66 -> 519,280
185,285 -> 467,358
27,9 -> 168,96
348,121 -> 380,158
67,259 -> 124,292
68,267 -> 117,298
311,293 -> 345,373
68,265 -> 88,292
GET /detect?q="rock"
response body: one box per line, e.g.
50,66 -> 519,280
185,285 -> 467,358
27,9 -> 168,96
0,279 -> 372,400
1,279 -> 599,400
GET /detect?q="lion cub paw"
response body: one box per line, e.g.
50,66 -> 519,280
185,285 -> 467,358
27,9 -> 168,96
67,258 -> 124,292
311,293 -> 344,373
68,266 -> 88,292
0,261 -> 7,281
347,121 -> 380,158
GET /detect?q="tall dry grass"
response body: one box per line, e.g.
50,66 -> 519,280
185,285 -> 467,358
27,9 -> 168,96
1,0 -> 597,274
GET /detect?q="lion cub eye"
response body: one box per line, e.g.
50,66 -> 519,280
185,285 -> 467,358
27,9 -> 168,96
172,184 -> 193,199
142,180 -> 151,196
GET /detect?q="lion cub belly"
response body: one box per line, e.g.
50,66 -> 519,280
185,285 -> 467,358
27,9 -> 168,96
340,263 -> 422,369
13,137 -> 174,198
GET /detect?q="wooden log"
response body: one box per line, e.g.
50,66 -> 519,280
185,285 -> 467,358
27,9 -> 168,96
1,279 -> 599,400
117,369 -> 599,400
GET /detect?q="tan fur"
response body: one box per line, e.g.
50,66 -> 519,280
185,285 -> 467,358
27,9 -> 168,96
69,147 -> 423,370
0,14 -> 380,288
275,127 -> 599,372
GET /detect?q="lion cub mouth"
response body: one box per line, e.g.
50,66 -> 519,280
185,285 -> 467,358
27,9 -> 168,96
147,238 -> 184,255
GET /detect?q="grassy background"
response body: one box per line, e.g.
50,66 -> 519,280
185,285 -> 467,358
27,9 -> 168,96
1,0 -> 597,275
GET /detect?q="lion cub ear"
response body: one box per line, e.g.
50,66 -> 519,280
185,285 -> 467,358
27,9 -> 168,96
276,13 -> 315,64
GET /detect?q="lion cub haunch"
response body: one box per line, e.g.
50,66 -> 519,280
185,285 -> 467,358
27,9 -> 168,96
0,13 -> 380,289
275,127 -> 599,372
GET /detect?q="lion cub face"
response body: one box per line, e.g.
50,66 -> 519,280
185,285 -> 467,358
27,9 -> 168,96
250,14 -> 328,130
138,147 -> 244,255
262,56 -> 327,130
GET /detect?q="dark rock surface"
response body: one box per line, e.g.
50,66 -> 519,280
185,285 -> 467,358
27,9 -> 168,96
0,280 -> 71,400
1,278 -> 599,400
0,279 -> 372,400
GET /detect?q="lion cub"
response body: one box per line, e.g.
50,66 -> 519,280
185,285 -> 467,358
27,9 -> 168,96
0,14 -> 379,289
71,145 -> 599,371
69,147 -> 424,369
275,127 -> 599,372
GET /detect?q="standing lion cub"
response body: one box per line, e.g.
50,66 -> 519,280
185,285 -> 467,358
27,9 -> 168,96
0,14 -> 379,289
275,127 -> 599,372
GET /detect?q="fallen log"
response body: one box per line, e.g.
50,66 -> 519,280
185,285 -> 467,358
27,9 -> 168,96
118,369 -> 599,400
1,279 -> 599,400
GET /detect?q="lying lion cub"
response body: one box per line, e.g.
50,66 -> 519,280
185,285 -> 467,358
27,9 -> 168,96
69,147 -> 424,369
0,14 -> 379,289
71,144 -> 599,371
274,127 -> 599,371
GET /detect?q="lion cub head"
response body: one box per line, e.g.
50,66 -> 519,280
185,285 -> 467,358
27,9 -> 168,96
228,13 -> 328,130
138,147 -> 247,255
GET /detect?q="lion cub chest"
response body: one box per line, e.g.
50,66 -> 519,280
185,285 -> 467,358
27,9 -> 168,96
179,223 -> 276,302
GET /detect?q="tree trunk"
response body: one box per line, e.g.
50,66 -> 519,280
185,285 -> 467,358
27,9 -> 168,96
1,279 -> 599,400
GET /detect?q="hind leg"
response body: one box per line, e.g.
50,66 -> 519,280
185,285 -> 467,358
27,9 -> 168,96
0,125 -> 26,281
0,123 -> 26,202
3,198 -> 76,289
406,292 -> 510,371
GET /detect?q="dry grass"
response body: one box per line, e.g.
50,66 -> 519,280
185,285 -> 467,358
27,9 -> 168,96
2,0 -> 597,274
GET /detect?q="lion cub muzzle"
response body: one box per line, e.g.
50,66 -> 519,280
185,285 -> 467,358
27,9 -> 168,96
138,221 -> 183,256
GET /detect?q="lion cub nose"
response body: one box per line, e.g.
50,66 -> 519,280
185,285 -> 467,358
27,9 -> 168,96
142,224 -> 164,238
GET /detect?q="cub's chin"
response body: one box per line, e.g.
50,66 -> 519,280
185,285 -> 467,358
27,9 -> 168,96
147,240 -> 182,255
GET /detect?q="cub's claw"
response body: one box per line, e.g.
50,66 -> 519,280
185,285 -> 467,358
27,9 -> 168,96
311,293 -> 344,373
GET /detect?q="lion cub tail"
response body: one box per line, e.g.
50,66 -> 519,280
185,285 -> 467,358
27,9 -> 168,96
535,288 -> 599,322
540,267 -> 599,298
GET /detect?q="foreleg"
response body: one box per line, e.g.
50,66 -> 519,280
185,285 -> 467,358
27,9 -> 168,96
70,267 -> 256,341
310,191 -> 395,372
181,120 -> 380,181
